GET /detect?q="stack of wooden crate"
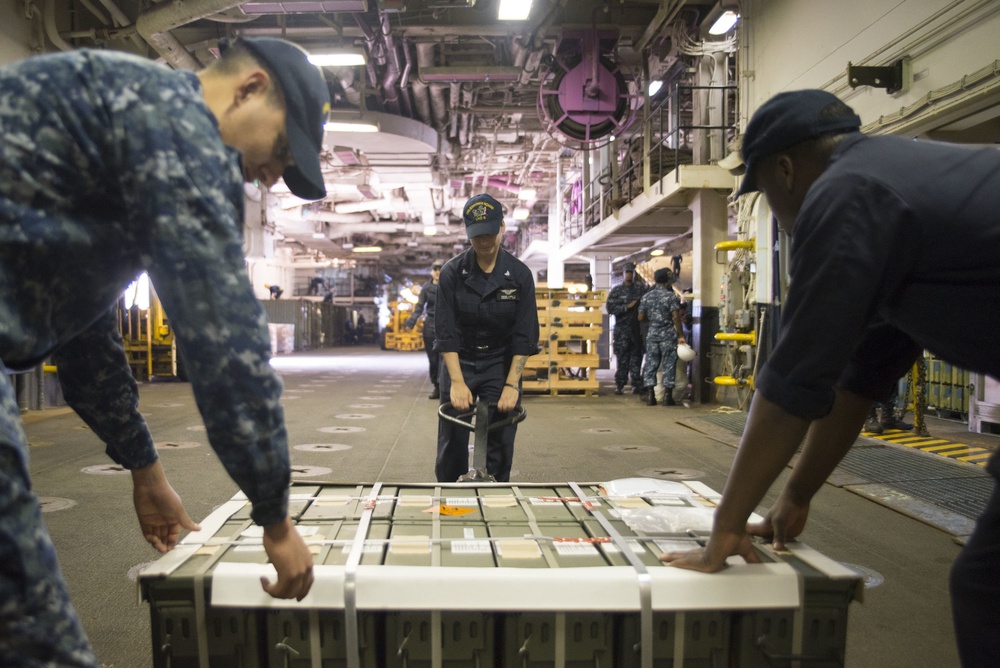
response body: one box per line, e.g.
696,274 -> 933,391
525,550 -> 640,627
523,287 -> 605,396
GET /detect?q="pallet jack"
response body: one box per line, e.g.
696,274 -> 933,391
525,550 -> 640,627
437,400 -> 527,482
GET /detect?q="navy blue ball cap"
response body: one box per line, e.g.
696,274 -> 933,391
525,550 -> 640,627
736,89 -> 861,197
234,37 -> 331,200
463,193 -> 504,237
623,262 -> 636,272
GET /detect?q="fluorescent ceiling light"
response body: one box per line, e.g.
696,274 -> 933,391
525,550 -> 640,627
352,245 -> 382,253
324,121 -> 379,133
650,249 -> 665,257
709,10 -> 739,35
308,51 -> 366,67
513,207 -> 531,220
517,188 -> 536,200
648,80 -> 663,96
311,232 -> 326,239
498,0 -> 532,21
423,226 -> 438,236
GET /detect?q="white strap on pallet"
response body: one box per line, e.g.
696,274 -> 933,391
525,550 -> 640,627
569,481 -> 654,668
344,482 -> 382,668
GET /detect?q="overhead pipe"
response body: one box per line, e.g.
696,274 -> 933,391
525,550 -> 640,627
43,0 -> 74,51
135,0 -> 248,70
406,40 -> 432,123
459,86 -> 474,147
378,13 -> 402,115
397,38 -> 414,119
448,82 -> 460,139
416,42 -> 448,131
97,0 -> 147,50
353,12 -> 381,90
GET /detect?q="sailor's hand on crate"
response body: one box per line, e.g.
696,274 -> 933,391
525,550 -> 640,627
746,493 -> 808,552
131,461 -> 201,553
658,529 -> 760,572
450,381 -> 473,411
261,517 -> 315,601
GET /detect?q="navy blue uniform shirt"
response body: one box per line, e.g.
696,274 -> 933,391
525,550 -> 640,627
757,133 -> 1000,423
434,248 -> 539,359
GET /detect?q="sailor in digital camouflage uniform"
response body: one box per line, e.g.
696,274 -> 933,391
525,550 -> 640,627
0,38 -> 329,666
434,194 -> 540,483
605,262 -> 647,394
638,268 -> 686,406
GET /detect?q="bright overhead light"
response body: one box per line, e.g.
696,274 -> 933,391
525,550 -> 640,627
517,188 -> 536,200
423,226 -> 438,236
648,80 -> 663,96
513,207 -> 531,220
650,249 -> 665,257
352,245 -> 382,253
308,51 -> 366,67
498,0 -> 532,21
709,10 -> 739,35
312,232 -> 326,239
324,121 -> 379,133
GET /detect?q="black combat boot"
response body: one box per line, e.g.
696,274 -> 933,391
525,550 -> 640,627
663,391 -> 677,406
428,385 -> 440,400
631,385 -> 641,394
615,384 -> 624,395
645,391 -> 657,406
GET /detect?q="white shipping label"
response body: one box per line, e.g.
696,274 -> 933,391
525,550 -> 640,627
553,543 -> 600,557
342,540 -> 385,554
445,497 -> 479,507
451,540 -> 492,554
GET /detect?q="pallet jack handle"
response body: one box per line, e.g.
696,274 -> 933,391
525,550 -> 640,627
438,401 -> 527,482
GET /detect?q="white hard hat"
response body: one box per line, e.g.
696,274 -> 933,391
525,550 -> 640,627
677,342 -> 696,361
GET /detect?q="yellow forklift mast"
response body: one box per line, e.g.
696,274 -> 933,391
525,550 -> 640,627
119,282 -> 184,381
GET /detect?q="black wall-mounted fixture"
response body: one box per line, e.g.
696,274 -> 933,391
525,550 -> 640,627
847,59 -> 909,94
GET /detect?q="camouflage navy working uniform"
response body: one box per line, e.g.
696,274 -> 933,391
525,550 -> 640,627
605,272 -> 646,391
0,50 -> 291,666
639,282 -> 683,396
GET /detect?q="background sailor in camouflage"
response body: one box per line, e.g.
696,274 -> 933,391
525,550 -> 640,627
605,262 -> 647,394
0,38 -> 328,666
638,268 -> 686,406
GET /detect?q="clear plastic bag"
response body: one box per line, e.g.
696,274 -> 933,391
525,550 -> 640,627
618,505 -> 715,534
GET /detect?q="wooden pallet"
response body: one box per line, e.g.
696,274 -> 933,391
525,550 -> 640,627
528,289 -> 604,395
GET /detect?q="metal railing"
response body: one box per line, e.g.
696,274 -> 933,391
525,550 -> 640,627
561,82 -> 737,247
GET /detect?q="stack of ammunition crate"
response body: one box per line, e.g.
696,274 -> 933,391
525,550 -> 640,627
139,480 -> 861,668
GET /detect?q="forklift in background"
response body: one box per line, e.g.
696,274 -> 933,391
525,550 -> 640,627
119,275 -> 185,381
382,300 -> 425,351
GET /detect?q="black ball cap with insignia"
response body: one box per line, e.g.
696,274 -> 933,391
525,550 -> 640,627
463,193 -> 504,238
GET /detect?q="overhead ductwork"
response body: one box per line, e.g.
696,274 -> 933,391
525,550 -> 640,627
136,0 -> 247,70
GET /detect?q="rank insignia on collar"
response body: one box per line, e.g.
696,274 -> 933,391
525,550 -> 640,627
497,288 -> 519,301
462,268 -> 469,275
504,270 -> 510,277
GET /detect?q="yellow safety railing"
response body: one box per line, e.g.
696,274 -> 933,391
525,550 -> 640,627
714,239 -> 754,264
